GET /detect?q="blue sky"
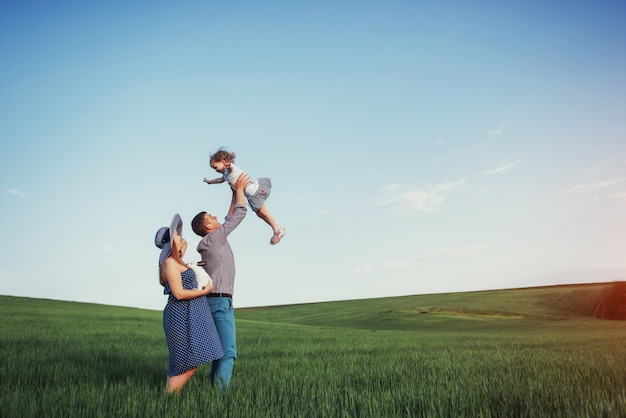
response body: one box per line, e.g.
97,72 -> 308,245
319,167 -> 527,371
1,1 -> 625,310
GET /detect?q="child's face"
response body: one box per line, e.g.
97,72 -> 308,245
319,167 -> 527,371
210,160 -> 229,173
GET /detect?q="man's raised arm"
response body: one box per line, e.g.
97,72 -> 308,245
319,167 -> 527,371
228,173 -> 251,216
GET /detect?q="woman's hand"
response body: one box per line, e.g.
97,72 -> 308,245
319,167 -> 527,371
201,282 -> 214,295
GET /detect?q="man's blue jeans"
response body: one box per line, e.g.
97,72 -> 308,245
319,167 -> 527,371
208,297 -> 236,393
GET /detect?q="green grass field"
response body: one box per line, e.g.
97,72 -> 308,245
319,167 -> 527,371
2,282 -> 626,417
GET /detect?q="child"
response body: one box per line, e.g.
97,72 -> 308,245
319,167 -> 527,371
203,148 -> 286,245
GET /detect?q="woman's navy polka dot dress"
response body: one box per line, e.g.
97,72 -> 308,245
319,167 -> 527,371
163,269 -> 224,376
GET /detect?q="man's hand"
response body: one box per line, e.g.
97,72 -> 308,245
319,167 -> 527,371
232,173 -> 251,191
229,173 -> 251,213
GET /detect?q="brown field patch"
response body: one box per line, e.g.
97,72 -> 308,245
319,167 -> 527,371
399,307 -> 524,319
593,282 -> 626,320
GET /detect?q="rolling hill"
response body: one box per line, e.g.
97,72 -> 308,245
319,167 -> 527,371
1,281 -> 623,333
236,281 -> 626,331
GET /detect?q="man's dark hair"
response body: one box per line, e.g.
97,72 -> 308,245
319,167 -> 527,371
191,212 -> 208,237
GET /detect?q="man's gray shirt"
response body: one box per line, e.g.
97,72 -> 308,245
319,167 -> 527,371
197,204 -> 247,296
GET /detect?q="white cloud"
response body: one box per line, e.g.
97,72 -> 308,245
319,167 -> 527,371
380,185 -> 442,214
431,179 -> 466,193
481,159 -> 522,176
354,264 -> 376,274
435,128 -> 504,164
353,260 -> 410,275
353,245 -> 484,275
586,159 -> 618,175
102,244 -> 117,254
379,179 -> 465,216
408,245 -> 484,262
615,192 -> 626,202
8,188 -> 27,197
383,260 -> 411,270
487,128 -> 504,138
379,179 -> 467,215
558,178 -> 626,195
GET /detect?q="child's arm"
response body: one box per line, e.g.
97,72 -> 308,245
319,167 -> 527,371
203,177 -> 225,185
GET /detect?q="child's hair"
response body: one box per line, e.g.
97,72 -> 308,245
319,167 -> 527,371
210,148 -> 236,164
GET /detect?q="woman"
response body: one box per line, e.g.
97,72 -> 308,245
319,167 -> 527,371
154,213 -> 224,394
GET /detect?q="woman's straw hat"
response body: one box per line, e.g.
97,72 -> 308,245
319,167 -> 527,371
154,213 -> 183,265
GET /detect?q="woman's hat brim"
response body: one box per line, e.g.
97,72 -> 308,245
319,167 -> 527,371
155,213 -> 183,265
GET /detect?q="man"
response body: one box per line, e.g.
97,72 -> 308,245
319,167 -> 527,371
191,173 -> 250,393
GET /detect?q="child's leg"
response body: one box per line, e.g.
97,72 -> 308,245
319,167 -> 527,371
257,205 -> 285,245
255,205 -> 279,232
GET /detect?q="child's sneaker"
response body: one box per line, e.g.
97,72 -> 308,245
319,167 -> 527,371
270,226 -> 286,245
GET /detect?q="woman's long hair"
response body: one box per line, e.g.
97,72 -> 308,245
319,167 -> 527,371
159,234 -> 186,286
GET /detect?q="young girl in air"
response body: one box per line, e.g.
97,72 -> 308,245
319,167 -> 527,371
203,148 -> 286,245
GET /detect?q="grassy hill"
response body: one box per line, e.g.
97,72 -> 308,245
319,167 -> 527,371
1,281 -> 622,332
2,282 -> 626,417
237,281 -> 623,331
